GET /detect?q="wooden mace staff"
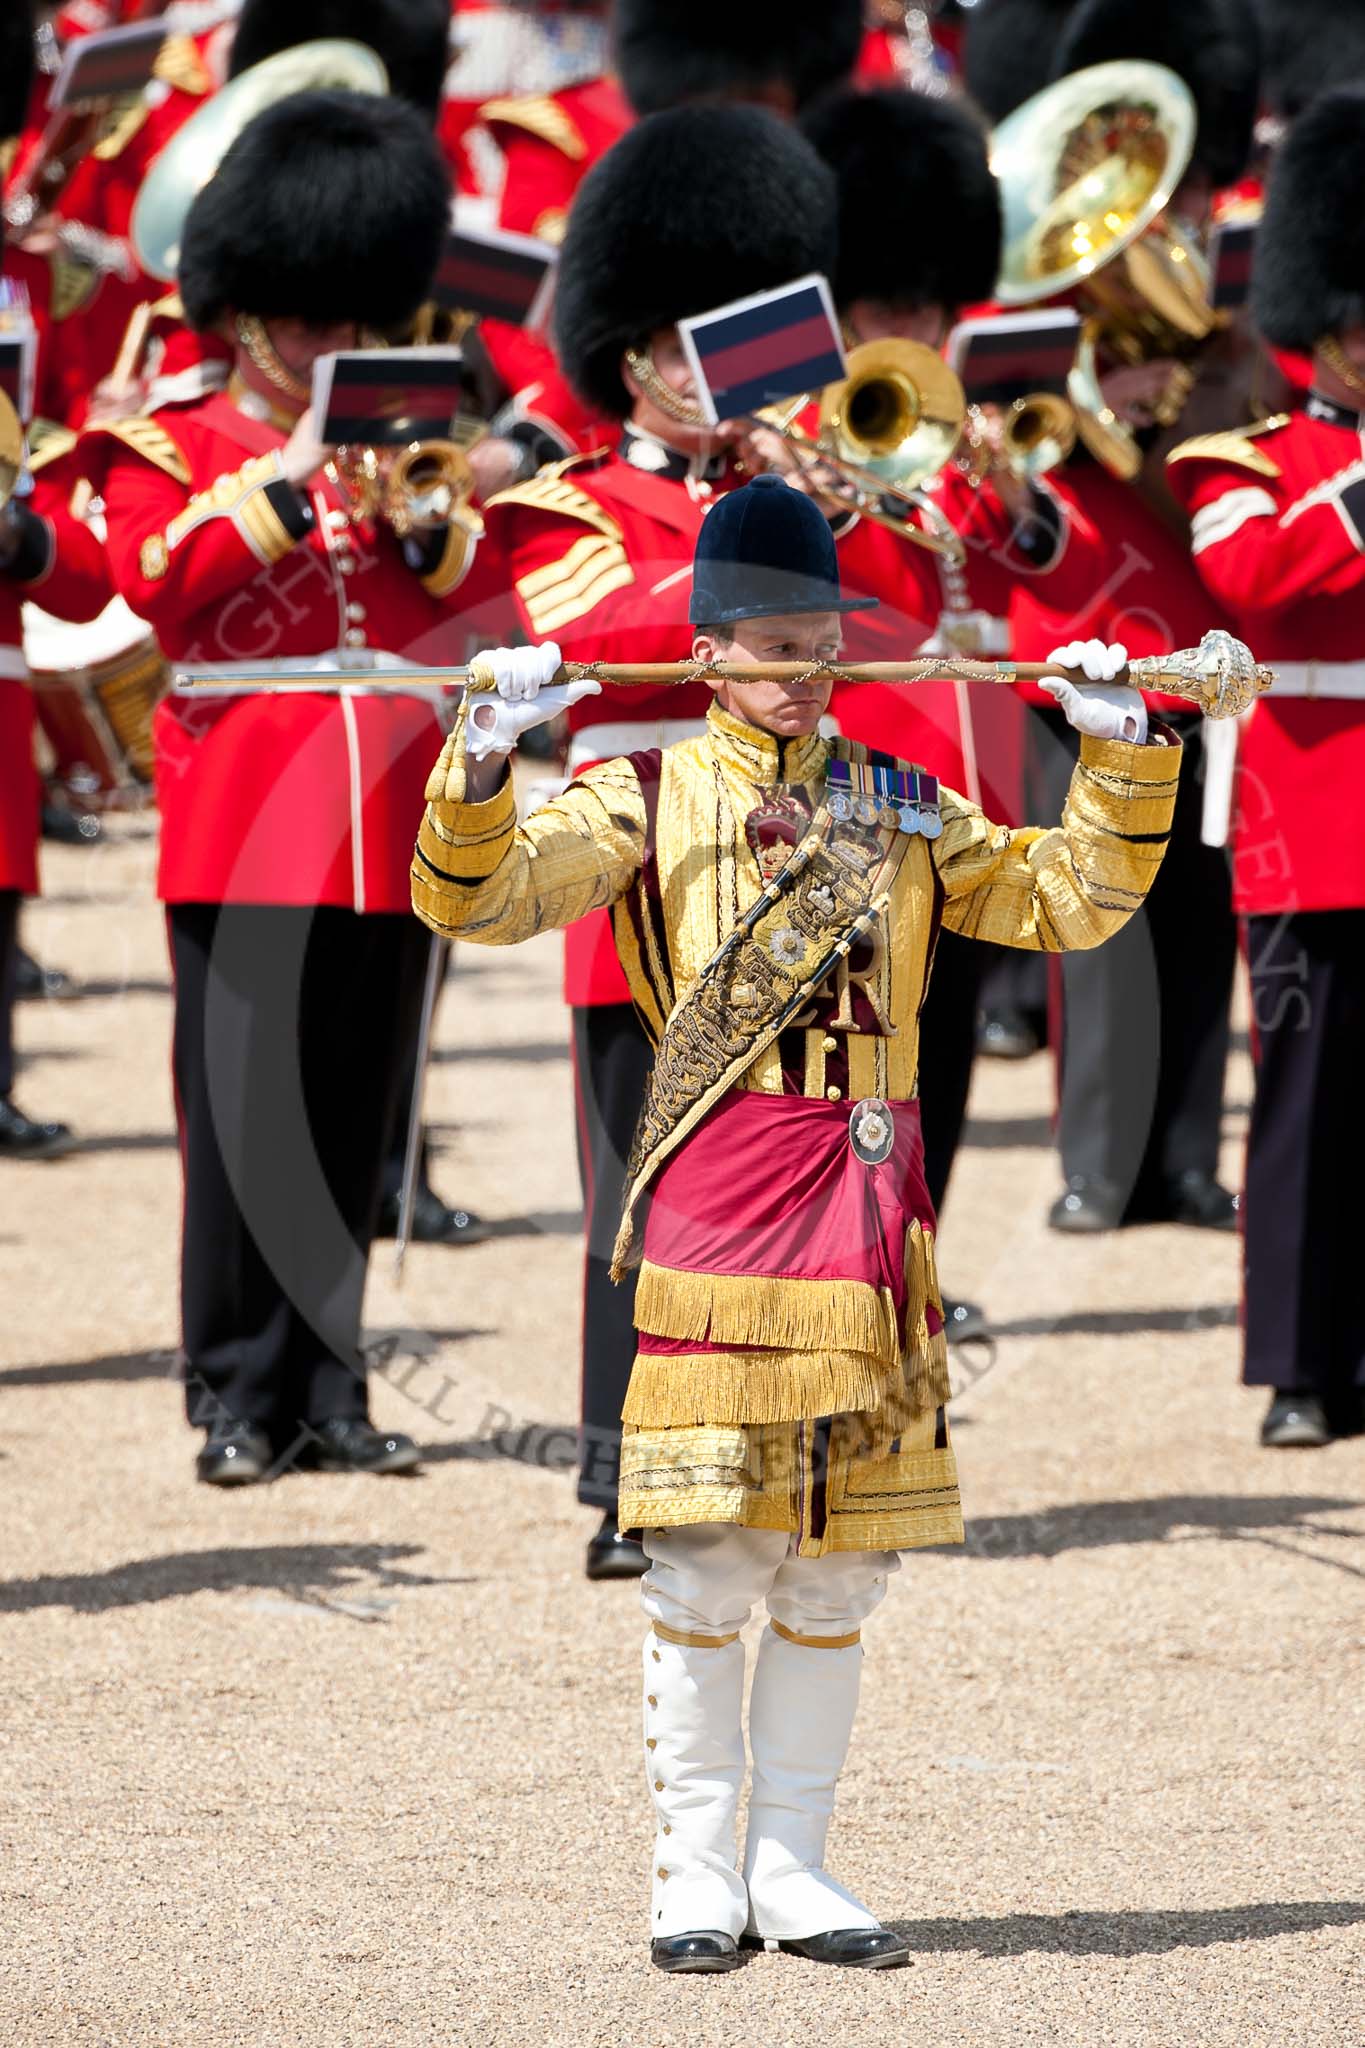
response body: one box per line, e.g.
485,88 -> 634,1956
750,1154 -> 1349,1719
175,630 -> 1273,721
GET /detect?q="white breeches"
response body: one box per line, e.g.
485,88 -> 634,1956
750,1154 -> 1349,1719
638,1524 -> 898,1940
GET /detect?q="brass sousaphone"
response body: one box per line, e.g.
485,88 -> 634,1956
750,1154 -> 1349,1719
991,59 -> 1218,479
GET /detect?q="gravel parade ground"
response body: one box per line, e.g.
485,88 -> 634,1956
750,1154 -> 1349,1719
3,821 -> 1362,2048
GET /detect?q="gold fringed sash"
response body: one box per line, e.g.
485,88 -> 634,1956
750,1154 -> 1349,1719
634,1261 -> 900,1356
609,759 -> 913,1280
621,1223 -> 952,1441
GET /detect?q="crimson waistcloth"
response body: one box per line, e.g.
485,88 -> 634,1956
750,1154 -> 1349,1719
635,1090 -> 941,1357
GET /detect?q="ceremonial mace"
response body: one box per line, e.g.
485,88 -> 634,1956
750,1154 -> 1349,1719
175,629 -> 1273,720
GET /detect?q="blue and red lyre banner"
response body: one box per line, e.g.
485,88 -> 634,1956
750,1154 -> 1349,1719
312,348 -> 467,445
1209,218 -> 1258,311
52,22 -> 169,106
679,274 -> 846,426
945,308 -> 1081,404
433,224 -> 558,329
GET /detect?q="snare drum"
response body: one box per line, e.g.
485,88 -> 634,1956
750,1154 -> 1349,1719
25,597 -> 168,806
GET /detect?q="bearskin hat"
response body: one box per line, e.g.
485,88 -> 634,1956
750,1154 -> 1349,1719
962,0 -> 1079,122
229,0 -> 452,120
801,87 -> 1000,315
553,105 -> 837,420
1253,0 -> 1365,118
612,0 -> 863,117
1,4 -> 34,144
1252,83 -> 1365,349
1051,0 -> 1260,190
179,91 -> 451,333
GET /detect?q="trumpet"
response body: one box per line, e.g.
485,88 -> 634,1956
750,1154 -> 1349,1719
991,58 -> 1220,477
960,390 -> 1078,486
758,338 -> 968,562
329,436 -> 485,542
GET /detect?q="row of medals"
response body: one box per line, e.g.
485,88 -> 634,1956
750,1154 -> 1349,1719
826,763 -> 943,839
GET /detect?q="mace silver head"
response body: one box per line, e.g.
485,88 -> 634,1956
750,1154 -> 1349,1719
1130,630 -> 1275,719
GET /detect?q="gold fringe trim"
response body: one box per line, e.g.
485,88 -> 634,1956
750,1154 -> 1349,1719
634,1262 -> 899,1359
621,1346 -> 904,1430
900,1222 -> 953,1422
622,1226 -> 952,1443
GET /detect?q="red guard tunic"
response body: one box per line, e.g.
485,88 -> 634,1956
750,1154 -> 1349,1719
1010,464 -> 1220,701
830,469 -> 1113,816
82,386 -> 480,911
0,449 -> 112,892
478,76 -> 632,244
1166,404 -> 1365,914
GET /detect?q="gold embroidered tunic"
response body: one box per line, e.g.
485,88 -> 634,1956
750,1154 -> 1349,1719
413,703 -> 1181,1553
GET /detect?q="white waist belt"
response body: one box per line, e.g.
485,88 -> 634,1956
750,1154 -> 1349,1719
1264,662 -> 1365,699
0,648 -> 30,683
568,716 -> 707,770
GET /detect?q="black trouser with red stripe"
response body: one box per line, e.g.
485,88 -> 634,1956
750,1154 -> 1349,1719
571,1001 -> 650,1510
1243,909 -> 1365,1408
168,903 -> 429,1449
1038,707 -> 1236,1211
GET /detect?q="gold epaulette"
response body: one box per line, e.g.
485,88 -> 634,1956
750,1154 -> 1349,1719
152,32 -> 213,97
27,418 -> 78,473
486,458 -> 622,541
1165,417 -> 1290,478
85,415 -> 191,486
478,94 -> 587,160
93,94 -> 153,162
48,248 -> 100,322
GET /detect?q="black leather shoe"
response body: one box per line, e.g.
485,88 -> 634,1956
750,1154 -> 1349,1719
196,1421 -> 272,1486
1163,1171 -> 1239,1231
586,1512 -> 648,1580
41,801 -> 100,845
303,1417 -> 422,1473
0,1098 -> 75,1160
1260,1393 -> 1331,1448
942,1297 -> 988,1345
1049,1176 -> 1124,1234
743,1928 -> 908,1969
374,1185 -> 489,1246
15,950 -> 75,1001
651,1932 -> 741,1973
976,1007 -> 1041,1060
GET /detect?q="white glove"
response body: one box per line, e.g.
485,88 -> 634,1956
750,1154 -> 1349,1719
1038,638 -> 1147,744
463,641 -> 601,759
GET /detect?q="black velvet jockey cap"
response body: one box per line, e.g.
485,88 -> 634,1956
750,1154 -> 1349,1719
689,475 -> 879,628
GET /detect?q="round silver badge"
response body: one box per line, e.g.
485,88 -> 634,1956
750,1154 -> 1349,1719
853,794 -> 880,826
918,809 -> 943,840
898,804 -> 921,836
849,1096 -> 896,1166
828,791 -> 853,823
